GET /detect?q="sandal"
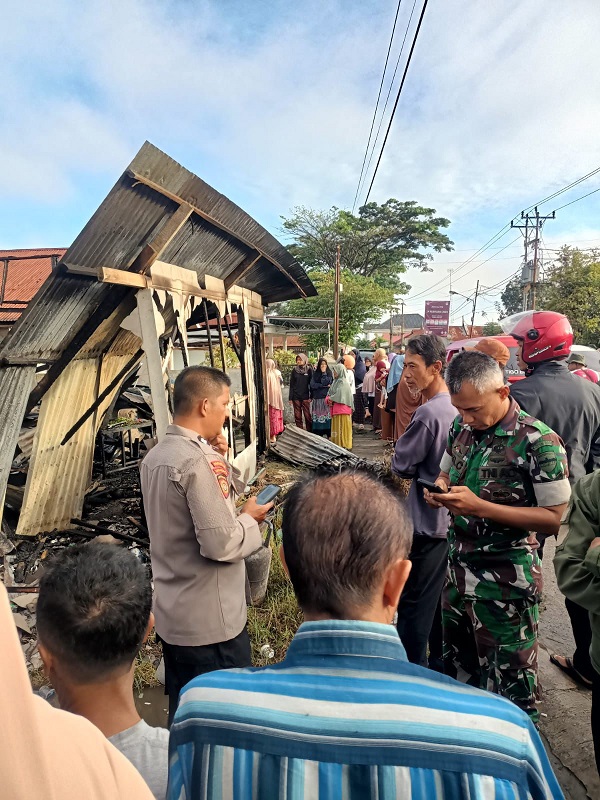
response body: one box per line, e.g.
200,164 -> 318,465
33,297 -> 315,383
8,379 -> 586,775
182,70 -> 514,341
549,654 -> 593,689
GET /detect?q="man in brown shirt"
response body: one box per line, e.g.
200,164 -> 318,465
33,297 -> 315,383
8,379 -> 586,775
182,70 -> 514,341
140,366 -> 272,723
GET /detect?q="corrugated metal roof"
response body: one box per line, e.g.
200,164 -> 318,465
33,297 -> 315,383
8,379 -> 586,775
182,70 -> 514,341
17,353 -> 136,535
0,366 -> 36,507
271,425 -> 364,470
0,250 -> 66,323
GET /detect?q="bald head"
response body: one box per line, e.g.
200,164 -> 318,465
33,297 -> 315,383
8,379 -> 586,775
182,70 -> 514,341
282,471 -> 412,618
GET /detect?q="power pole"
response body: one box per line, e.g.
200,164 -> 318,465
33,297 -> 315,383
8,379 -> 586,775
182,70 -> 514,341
399,299 -> 405,345
470,280 -> 480,337
511,207 -> 555,310
333,244 -> 341,359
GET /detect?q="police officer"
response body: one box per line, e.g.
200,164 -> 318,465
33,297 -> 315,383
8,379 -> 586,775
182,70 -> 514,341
426,351 -> 570,722
141,366 -> 272,724
503,310 -> 600,689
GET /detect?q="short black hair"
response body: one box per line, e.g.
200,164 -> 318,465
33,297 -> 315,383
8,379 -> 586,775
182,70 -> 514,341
173,366 -> 231,415
406,334 -> 447,376
282,471 -> 412,617
37,543 -> 152,683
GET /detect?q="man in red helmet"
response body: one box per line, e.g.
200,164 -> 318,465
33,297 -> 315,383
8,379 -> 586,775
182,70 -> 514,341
502,309 -> 600,691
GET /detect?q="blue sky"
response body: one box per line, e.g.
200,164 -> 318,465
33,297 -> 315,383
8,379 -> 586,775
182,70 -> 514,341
2,0 -> 600,323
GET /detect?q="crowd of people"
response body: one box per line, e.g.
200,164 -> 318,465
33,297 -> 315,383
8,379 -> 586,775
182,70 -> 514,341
6,309 -> 600,799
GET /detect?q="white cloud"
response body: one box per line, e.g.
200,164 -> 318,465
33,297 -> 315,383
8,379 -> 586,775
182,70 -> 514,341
2,0 -> 600,312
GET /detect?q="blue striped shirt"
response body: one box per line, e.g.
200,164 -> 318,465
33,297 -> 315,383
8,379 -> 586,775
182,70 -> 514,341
168,620 -> 563,799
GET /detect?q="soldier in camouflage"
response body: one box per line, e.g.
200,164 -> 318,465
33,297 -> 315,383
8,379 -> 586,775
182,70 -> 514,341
425,351 -> 571,722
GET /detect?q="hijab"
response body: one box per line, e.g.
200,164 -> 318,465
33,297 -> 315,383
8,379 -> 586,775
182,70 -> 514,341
266,358 -> 284,410
294,353 -> 309,375
0,581 -> 153,800
351,349 -> 367,383
375,360 -> 388,381
362,362 -> 377,394
328,363 -> 354,408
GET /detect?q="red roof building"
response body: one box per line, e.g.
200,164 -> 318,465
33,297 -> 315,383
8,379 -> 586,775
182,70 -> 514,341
0,249 -> 66,326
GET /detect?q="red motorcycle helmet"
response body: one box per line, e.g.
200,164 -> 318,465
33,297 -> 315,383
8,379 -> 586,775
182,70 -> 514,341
501,310 -> 573,365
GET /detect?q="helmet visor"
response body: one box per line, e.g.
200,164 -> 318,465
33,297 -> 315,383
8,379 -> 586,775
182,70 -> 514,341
500,311 -> 537,339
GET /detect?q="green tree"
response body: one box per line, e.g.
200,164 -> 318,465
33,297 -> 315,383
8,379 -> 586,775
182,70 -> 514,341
354,336 -> 374,349
543,247 -> 600,346
482,321 -> 503,336
282,199 -> 453,293
284,270 -> 394,351
496,276 -> 524,318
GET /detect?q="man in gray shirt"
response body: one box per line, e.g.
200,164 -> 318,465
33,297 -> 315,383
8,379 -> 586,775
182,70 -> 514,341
391,334 -> 456,670
141,366 -> 271,724
36,542 -> 169,799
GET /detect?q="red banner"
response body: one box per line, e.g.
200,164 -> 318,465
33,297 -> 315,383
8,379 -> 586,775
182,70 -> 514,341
424,300 -> 450,336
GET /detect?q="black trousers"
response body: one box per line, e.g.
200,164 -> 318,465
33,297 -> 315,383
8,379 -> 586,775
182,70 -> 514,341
566,597 -> 595,682
396,535 -> 449,669
160,627 -> 251,725
593,669 -> 600,775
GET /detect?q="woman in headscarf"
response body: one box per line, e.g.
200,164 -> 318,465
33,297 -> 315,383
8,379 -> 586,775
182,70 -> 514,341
372,348 -> 389,433
327,362 -> 354,450
394,363 -> 423,440
350,349 -> 367,428
266,358 -> 285,443
362,357 -> 376,421
288,353 -> 313,431
309,357 -> 333,437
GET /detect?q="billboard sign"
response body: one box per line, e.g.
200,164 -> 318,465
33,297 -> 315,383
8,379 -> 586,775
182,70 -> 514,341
424,300 -> 450,337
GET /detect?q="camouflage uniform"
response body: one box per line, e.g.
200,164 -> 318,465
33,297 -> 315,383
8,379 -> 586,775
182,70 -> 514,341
440,398 -> 570,722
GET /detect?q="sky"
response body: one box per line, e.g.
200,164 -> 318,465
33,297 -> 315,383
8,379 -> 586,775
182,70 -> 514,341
2,0 -> 600,324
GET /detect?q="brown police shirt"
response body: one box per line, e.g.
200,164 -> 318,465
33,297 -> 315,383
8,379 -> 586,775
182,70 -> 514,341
140,425 -> 262,647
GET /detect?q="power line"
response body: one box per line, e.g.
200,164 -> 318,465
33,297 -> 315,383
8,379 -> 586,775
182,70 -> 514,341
356,0 -> 419,207
363,0 -> 429,205
553,184 -> 600,213
351,0 -> 404,214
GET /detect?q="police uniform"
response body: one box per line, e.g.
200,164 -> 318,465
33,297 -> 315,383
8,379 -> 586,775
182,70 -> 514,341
439,398 -> 570,721
141,424 -> 263,723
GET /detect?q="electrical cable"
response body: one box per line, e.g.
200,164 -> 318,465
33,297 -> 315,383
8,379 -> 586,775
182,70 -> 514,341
552,184 -> 600,213
356,0 -> 419,206
351,0 -> 404,213
363,0 -> 429,204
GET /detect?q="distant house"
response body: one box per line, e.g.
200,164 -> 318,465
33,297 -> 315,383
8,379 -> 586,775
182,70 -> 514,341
0,249 -> 66,338
365,313 -> 425,345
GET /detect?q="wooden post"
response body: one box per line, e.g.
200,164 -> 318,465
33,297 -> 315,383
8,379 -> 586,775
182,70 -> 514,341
136,289 -> 170,439
334,245 -> 341,359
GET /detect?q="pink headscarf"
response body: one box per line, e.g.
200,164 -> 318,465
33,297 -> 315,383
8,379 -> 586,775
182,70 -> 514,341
266,359 -> 284,410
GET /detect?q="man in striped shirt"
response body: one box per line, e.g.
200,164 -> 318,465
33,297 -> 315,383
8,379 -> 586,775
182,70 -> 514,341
168,471 -> 562,800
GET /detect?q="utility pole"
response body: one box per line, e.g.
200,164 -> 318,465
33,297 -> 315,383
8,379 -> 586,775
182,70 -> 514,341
511,207 -> 555,310
470,280 -> 480,337
399,299 -> 405,345
333,244 -> 341,359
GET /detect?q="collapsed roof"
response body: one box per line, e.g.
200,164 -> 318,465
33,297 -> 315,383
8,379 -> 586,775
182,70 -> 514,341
0,142 -> 316,535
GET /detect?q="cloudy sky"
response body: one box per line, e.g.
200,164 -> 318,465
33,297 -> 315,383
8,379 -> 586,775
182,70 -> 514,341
2,0 -> 600,323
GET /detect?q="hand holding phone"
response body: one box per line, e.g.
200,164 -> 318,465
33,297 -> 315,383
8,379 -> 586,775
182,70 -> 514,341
417,478 -> 448,494
255,484 -> 281,505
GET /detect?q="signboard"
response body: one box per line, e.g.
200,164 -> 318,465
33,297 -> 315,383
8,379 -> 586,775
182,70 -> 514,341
424,300 -> 450,337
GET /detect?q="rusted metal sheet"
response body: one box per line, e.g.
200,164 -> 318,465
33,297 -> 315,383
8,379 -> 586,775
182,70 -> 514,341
17,354 -> 136,535
0,366 -> 36,506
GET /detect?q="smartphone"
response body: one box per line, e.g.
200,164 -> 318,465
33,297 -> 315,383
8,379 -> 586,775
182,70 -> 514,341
416,478 -> 448,494
255,484 -> 281,505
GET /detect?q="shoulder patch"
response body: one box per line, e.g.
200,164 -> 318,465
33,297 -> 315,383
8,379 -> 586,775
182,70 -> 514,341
210,459 -> 230,499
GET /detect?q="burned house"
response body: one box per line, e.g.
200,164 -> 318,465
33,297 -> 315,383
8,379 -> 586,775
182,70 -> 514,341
0,142 -> 316,538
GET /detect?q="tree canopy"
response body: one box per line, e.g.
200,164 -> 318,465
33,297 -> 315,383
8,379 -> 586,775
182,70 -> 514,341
544,247 -> 600,347
282,199 -> 453,293
482,321 -> 503,336
284,270 -> 395,351
278,199 -> 453,349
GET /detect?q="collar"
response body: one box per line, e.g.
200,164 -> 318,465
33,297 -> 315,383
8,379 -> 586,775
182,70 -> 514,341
285,620 -> 407,662
529,360 -> 569,375
166,424 -> 212,449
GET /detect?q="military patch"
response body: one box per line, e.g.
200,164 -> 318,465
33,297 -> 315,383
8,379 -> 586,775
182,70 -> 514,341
537,453 -> 559,474
210,460 -> 230,498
